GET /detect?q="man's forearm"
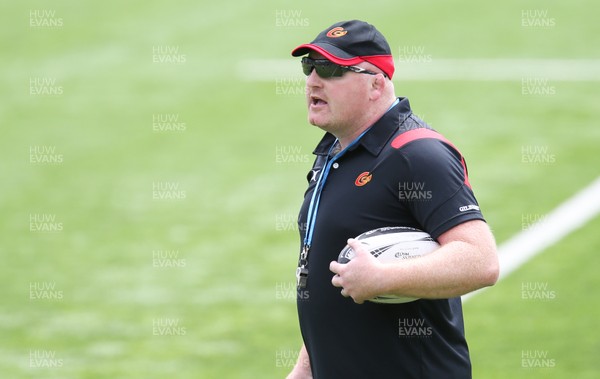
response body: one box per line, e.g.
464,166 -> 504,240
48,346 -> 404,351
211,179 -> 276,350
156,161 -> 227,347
379,220 -> 499,299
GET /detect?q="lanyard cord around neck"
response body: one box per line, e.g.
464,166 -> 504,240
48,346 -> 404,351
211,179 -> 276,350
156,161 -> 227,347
299,128 -> 371,268
296,100 -> 400,288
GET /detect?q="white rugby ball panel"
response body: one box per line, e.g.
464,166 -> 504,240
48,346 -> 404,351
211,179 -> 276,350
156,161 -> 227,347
337,227 -> 440,304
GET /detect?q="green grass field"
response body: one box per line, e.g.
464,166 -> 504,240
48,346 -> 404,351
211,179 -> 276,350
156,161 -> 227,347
1,1 -> 599,378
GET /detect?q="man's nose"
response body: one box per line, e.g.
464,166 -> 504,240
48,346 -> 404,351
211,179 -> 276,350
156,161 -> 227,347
306,68 -> 323,88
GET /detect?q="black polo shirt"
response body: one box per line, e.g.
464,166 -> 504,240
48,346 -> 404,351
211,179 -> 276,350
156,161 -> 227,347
296,97 -> 484,379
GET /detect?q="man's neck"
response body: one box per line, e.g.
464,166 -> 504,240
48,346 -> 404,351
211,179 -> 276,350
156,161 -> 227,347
336,97 -> 397,149
336,125 -> 371,150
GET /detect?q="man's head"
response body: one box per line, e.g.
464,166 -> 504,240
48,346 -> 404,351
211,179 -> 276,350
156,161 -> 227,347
291,20 -> 396,143
292,20 -> 395,79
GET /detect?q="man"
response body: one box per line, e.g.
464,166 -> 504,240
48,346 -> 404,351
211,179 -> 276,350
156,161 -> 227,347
287,20 -> 499,379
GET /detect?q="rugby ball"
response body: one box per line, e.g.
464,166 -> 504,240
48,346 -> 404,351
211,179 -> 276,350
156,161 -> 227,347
337,226 -> 439,304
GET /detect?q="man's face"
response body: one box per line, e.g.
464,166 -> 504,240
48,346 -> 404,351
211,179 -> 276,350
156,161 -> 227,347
304,53 -> 372,134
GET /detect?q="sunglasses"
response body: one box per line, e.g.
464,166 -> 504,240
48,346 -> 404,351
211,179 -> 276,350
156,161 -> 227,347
301,57 -> 382,78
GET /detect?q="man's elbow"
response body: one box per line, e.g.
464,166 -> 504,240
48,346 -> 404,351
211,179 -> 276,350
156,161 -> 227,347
479,248 -> 500,287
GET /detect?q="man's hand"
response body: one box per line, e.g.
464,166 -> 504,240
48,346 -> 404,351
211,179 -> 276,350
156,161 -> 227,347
329,238 -> 384,304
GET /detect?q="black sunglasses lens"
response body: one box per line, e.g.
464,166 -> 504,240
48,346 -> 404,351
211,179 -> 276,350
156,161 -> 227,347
301,58 -> 343,78
301,58 -> 314,76
302,62 -> 313,76
316,65 -> 340,78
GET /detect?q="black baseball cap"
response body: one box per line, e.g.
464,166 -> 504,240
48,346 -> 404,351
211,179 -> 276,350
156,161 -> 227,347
291,20 -> 395,79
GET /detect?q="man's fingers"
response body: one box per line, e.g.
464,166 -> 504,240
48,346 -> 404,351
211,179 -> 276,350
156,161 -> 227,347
346,238 -> 369,256
329,260 -> 341,274
331,273 -> 342,288
346,238 -> 360,248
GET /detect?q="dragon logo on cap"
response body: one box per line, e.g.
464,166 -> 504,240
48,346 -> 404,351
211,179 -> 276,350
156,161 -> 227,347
326,27 -> 347,38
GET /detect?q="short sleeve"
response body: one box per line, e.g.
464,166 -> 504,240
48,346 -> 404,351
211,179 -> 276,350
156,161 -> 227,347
396,138 -> 484,239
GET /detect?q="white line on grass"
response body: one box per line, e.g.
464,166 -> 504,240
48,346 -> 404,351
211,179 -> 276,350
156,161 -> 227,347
463,176 -> 600,302
238,58 -> 600,81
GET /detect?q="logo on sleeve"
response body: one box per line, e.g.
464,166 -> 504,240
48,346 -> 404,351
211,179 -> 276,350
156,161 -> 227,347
459,204 -> 480,212
355,171 -> 372,186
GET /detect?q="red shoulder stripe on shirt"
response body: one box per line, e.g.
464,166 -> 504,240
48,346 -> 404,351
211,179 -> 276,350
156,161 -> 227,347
390,128 -> 472,189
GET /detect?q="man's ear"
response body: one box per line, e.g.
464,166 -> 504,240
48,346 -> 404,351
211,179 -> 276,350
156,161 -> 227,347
369,74 -> 386,101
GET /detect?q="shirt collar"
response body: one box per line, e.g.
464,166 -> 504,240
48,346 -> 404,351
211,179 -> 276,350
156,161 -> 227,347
312,97 -> 413,156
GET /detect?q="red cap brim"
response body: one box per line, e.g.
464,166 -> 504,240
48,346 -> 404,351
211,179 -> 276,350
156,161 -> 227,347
291,43 -> 395,79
